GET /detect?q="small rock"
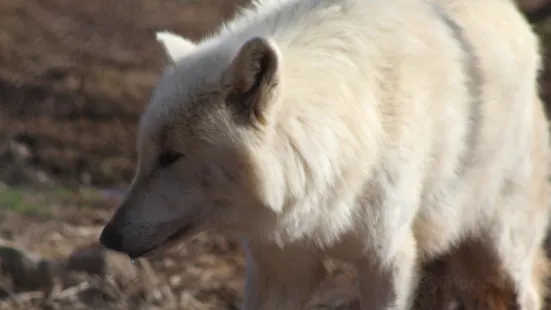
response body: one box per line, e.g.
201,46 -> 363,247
8,141 -> 31,163
168,275 -> 181,287
64,243 -> 138,287
0,245 -> 57,296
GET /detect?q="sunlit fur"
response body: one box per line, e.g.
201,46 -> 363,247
100,0 -> 551,309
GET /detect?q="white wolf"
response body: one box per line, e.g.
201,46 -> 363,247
99,0 -> 551,309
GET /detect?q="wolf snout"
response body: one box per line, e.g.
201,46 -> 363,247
99,223 -> 126,253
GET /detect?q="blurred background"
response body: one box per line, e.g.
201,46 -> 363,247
1,0 -> 551,309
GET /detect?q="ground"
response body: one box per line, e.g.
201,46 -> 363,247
1,0 -> 551,309
0,186 -> 359,309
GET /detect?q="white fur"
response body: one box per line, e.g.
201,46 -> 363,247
103,0 -> 551,309
155,30 -> 196,63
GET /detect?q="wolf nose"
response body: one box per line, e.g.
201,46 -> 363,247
99,224 -> 125,253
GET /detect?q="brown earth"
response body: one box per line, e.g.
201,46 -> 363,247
0,186 -> 360,309
2,0 -> 551,309
0,0 -> 250,187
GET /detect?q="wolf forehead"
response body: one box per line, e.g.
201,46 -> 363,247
138,48 -> 237,143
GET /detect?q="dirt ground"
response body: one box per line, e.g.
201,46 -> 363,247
0,0 -> 250,187
2,0 -> 551,309
0,186 -> 363,309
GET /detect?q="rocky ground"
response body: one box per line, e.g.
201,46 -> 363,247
2,0 -> 551,309
0,186 -> 360,310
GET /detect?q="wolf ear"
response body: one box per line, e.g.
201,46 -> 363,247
155,31 -> 196,64
223,37 -> 280,127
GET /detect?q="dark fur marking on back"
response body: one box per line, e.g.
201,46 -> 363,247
429,3 -> 483,176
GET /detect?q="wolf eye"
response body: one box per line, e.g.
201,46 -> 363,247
158,151 -> 183,168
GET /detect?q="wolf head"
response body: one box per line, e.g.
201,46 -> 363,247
98,31 -> 286,258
